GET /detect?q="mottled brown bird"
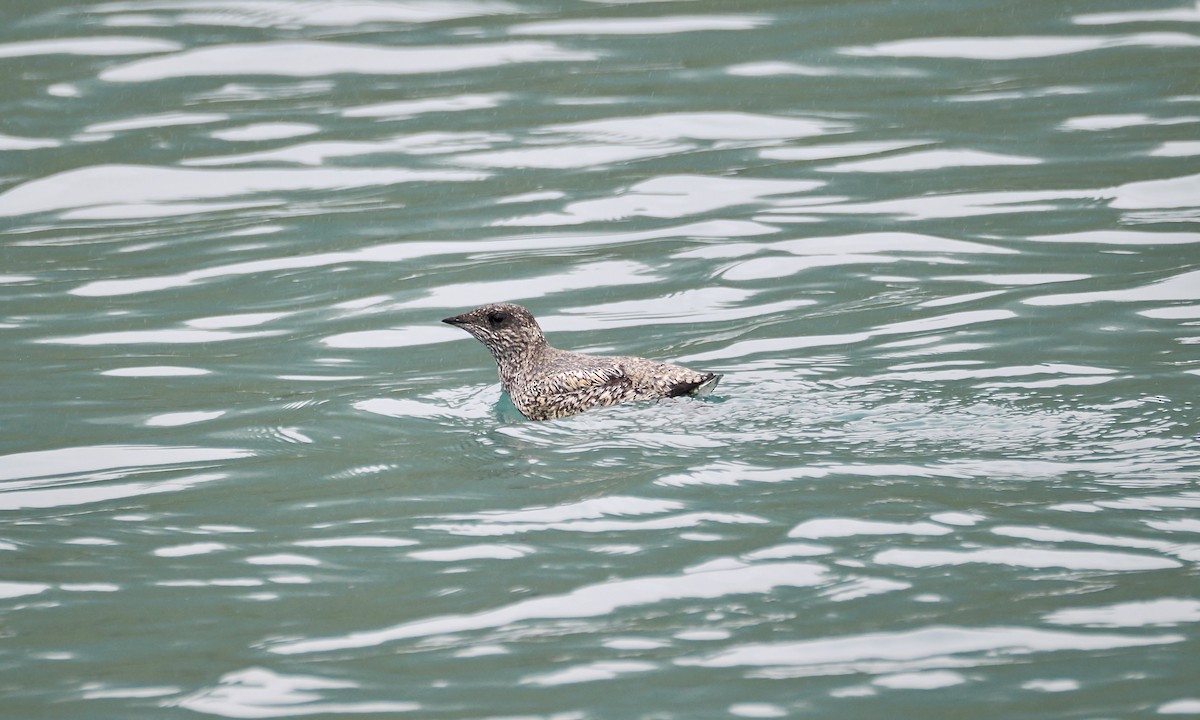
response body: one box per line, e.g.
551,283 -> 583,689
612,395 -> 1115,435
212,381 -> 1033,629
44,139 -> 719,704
442,303 -> 722,421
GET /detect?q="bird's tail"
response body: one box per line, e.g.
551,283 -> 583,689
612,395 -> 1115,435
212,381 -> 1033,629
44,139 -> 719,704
691,373 -> 723,397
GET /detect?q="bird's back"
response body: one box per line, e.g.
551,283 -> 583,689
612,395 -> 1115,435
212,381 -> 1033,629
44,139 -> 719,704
508,345 -> 718,420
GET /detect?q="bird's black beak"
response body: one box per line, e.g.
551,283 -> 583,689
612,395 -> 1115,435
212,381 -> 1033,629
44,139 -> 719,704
442,314 -> 467,326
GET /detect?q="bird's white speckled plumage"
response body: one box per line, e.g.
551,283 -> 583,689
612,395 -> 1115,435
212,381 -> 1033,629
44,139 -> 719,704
443,303 -> 721,421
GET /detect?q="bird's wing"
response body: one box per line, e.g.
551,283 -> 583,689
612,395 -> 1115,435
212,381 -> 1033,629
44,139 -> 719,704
687,373 -> 722,397
529,364 -> 632,394
516,364 -> 636,419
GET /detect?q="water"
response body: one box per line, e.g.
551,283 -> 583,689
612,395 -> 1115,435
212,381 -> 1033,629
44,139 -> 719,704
2,1 -> 1199,717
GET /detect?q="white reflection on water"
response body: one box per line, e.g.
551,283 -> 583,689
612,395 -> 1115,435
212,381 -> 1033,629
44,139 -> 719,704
80,683 -> 179,700
294,537 -> 417,548
728,60 -> 922,78
550,112 -> 846,141
562,288 -> 816,328
504,175 -> 823,226
399,260 -> 661,310
82,112 -> 226,134
444,495 -> 682,522
344,92 -> 507,119
1059,113 -> 1200,131
0,445 -> 249,509
39,328 -> 286,345
761,188 -> 1096,221
1074,7 -> 1200,25
326,327 -> 457,350
184,131 -> 508,166
173,667 -> 419,717
154,542 -> 228,558
1160,699 -> 1200,715
0,36 -> 180,58
102,366 -> 210,377
1110,172 -> 1200,210
245,554 -> 321,566
1044,599 -> 1200,628
722,253 -> 906,281
0,165 -> 484,218
873,670 -> 965,689
408,544 -> 534,562
100,40 -> 593,81
728,702 -> 789,717
845,33 -> 1200,60
521,659 -> 657,687
95,0 -> 516,28
186,312 -> 292,329
452,141 -> 694,169
1026,231 -> 1200,245
145,411 -> 226,427
1022,678 -> 1081,692
1024,268 -> 1200,307
789,519 -> 952,539
875,547 -> 1180,571
682,626 -> 1184,675
511,15 -> 768,35
270,561 -> 827,655
356,384 -> 502,421
761,139 -> 931,161
1152,140 -> 1200,157
70,219 -> 768,298
679,232 -> 1016,260
683,309 -> 1015,363
741,543 -> 833,560
424,511 -> 763,537
656,462 -> 824,488
0,582 -> 50,599
820,149 -> 1040,173
0,472 -> 228,511
991,525 -> 1200,563
860,362 -> 1116,386
0,445 -> 249,483
935,273 -> 1091,285
0,134 -> 59,150
211,122 -> 319,142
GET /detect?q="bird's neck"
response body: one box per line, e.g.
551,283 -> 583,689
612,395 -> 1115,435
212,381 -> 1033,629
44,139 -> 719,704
495,335 -> 550,389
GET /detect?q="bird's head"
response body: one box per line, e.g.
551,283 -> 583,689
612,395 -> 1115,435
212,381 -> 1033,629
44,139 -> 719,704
442,303 -> 546,364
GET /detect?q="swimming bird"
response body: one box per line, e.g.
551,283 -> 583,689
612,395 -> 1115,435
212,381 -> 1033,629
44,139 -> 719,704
442,303 -> 722,421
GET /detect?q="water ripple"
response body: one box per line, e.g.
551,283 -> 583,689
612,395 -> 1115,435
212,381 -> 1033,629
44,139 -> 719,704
3,0 -> 1197,716
270,562 -> 827,655
173,667 -> 419,717
683,626 -> 1184,676
0,165 -> 484,219
100,40 -> 593,81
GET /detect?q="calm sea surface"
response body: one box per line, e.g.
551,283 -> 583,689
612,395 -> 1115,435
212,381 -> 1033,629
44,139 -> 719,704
2,1 -> 1199,718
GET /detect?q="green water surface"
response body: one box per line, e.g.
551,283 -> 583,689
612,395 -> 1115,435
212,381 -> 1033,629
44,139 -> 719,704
2,1 -> 1198,718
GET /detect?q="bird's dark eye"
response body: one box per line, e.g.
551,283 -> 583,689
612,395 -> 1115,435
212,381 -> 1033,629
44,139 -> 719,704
486,311 -> 508,327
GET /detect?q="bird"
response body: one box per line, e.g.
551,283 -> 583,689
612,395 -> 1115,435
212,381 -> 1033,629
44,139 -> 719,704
442,303 -> 722,421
